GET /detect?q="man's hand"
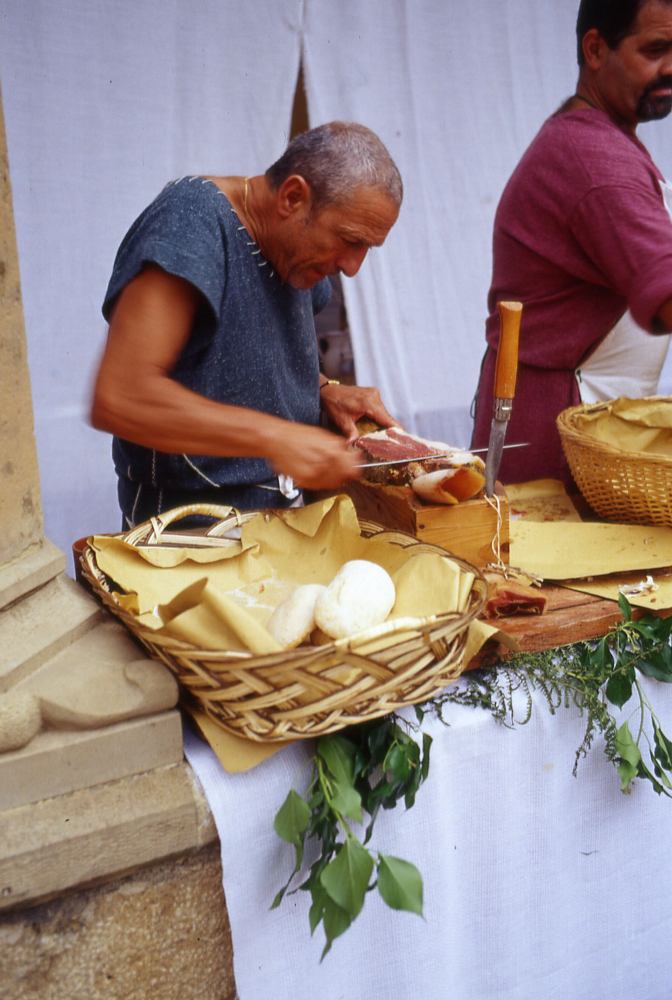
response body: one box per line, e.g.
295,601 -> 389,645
319,383 -> 396,443
267,423 -> 362,490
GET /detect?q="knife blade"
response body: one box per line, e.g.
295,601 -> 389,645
357,441 -> 529,470
484,300 -> 523,496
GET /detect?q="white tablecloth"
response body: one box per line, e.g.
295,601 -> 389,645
184,680 -> 672,1000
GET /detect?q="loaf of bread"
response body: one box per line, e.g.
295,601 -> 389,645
314,560 -> 396,640
266,583 -> 327,649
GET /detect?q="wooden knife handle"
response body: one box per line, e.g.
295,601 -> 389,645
494,301 -> 523,399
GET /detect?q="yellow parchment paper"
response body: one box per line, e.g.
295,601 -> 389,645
563,569 -> 672,611
572,396 -> 672,457
510,520 -> 672,580
505,479 -> 582,523
500,478 -> 672,611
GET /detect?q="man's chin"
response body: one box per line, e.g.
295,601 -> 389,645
638,96 -> 672,122
287,269 -> 325,290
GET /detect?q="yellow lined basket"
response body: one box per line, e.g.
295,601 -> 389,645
79,503 -> 487,742
557,398 -> 672,527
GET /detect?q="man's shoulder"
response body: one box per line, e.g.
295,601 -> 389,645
145,176 -> 231,221
522,110 -> 656,183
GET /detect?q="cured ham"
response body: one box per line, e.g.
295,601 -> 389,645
355,427 -> 485,504
482,572 -> 548,619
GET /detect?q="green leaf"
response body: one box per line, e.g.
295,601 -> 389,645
329,780 -> 363,823
615,722 -> 642,793
271,886 -> 288,910
631,620 -> 660,641
637,756 -> 668,796
617,593 -> 633,621
273,789 -> 311,846
654,721 -> 672,771
320,838 -> 374,918
605,672 -> 633,708
377,854 -> 424,915
320,895 -> 352,960
384,742 -> 414,782
308,883 -> 328,935
367,720 -> 394,762
650,750 -> 672,790
590,637 -> 610,673
404,762 -> 423,809
420,733 -> 433,782
317,734 -> 357,786
637,653 -> 672,683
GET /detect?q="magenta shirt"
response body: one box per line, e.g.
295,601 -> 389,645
472,108 -> 672,485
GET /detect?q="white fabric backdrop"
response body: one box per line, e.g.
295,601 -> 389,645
0,0 -> 304,553
1,0 -> 671,558
184,679 -> 672,1000
304,0 -> 672,441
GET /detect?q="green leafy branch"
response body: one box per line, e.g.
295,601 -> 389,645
272,596 -> 672,955
272,717 -> 430,958
429,594 -> 672,796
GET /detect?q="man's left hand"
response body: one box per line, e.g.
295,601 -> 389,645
319,383 -> 396,442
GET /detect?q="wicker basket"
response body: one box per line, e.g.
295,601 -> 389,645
79,503 -> 486,742
557,398 -> 672,527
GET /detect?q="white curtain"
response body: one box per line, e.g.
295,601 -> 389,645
1,0 -> 671,559
0,0 -> 304,555
304,0 -> 672,441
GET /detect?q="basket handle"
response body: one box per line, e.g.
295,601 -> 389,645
122,503 -> 243,547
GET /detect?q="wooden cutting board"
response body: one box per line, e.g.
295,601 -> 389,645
467,582 -> 672,669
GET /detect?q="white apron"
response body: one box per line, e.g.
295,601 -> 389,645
576,179 -> 672,404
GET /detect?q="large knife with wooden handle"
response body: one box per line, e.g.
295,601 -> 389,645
484,300 -> 523,496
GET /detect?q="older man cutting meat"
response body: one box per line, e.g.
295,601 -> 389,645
91,122 -> 401,526
471,0 -> 672,487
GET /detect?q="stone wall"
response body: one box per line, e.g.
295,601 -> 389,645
1,844 -> 236,1000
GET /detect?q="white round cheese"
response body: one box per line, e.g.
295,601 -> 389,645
314,560 -> 396,640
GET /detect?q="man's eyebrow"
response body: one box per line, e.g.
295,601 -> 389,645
338,226 -> 385,247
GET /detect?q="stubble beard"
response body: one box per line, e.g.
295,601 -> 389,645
637,79 -> 672,121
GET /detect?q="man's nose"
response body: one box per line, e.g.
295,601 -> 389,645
337,246 -> 369,277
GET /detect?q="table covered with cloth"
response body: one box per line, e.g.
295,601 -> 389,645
184,674 -> 672,1000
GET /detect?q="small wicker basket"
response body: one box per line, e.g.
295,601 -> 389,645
79,503 -> 486,742
557,398 -> 672,527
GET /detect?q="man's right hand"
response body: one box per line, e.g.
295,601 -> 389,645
267,423 -> 362,490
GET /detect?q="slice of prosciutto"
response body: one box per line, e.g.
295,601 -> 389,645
482,572 -> 548,619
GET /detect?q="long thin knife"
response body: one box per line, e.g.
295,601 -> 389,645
484,300 -> 523,496
357,441 -> 529,470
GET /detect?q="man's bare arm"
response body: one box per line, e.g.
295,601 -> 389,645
90,265 -> 360,489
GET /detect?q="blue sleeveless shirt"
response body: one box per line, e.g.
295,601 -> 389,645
102,176 -> 330,493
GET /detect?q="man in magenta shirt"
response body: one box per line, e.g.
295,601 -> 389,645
471,0 -> 672,486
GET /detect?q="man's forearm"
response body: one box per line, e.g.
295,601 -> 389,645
91,371 -> 293,459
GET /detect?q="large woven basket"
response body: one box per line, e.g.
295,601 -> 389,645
557,398 -> 672,527
79,503 -> 486,742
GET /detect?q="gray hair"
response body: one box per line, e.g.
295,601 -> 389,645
265,121 -> 403,211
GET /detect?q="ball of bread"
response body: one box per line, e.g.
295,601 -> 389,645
314,560 -> 396,640
267,584 -> 327,649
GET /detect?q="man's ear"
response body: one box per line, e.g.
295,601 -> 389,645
581,27 -> 608,70
276,175 -> 312,218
